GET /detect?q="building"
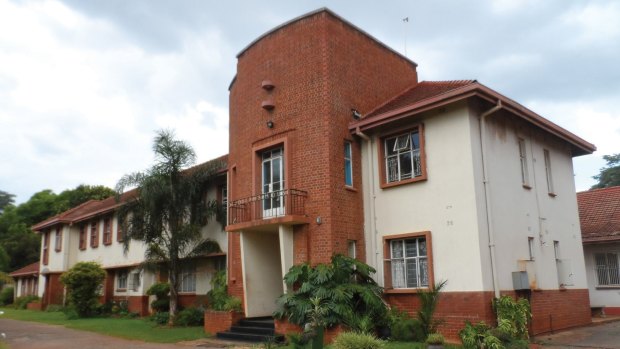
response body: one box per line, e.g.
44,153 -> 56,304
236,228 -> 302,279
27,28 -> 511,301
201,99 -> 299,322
578,186 -> 620,315
33,7 -> 595,340
32,157 -> 227,315
9,261 -> 39,298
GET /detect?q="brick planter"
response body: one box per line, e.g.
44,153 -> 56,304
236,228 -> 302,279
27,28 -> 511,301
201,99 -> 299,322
204,310 -> 244,334
27,302 -> 43,311
275,319 -> 344,344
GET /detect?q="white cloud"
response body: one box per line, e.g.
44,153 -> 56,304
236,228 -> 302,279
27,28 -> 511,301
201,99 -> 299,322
562,2 -> 620,44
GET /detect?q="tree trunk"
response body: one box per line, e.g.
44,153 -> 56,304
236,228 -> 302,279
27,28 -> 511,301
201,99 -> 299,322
168,288 -> 178,326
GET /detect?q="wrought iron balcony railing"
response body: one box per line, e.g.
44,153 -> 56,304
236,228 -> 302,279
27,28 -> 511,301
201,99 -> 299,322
228,189 -> 307,226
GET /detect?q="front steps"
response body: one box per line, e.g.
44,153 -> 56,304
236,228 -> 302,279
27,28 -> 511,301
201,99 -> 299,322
216,317 -> 284,343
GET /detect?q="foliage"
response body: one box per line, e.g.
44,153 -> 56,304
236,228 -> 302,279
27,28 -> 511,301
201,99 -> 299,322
152,311 -> 170,325
0,271 -> 13,288
54,185 -> 115,213
592,153 -> 620,189
418,280 -> 447,339
45,304 -> 64,312
0,286 -> 14,305
147,282 -> 170,312
0,190 -> 15,212
493,296 -> 531,340
387,308 -> 424,342
174,307 -> 204,326
206,270 -> 242,311
273,254 -> 386,331
333,331 -> 385,349
14,295 -> 39,309
59,262 -> 106,317
426,333 -> 445,345
115,130 -> 223,323
459,321 -> 503,349
287,332 -> 311,349
348,314 -> 374,334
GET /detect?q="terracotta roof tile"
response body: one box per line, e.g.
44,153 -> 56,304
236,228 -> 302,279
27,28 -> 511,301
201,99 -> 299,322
9,261 -> 40,277
366,80 -> 476,118
578,186 -> 620,243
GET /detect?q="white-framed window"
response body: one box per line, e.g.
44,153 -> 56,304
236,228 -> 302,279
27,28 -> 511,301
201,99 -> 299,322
117,270 -> 128,290
179,265 -> 196,293
347,240 -> 356,258
595,253 -> 620,286
528,237 -> 535,261
518,138 -> 530,187
128,271 -> 141,291
544,149 -> 555,195
389,237 -> 428,288
54,227 -> 62,252
344,142 -> 353,186
384,129 -> 423,183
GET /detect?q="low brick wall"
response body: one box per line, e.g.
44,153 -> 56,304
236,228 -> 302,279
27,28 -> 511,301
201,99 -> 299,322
27,302 -> 43,311
204,310 -> 244,334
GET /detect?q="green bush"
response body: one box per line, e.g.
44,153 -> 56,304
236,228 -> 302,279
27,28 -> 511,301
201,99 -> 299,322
388,308 -> 424,342
333,332 -> 385,349
493,296 -> 531,340
62,305 -> 80,320
426,333 -> 445,345
152,311 -> 170,325
206,270 -> 242,312
146,282 -> 170,312
59,262 -> 106,317
14,295 -> 39,309
174,307 -> 204,326
459,321 -> 502,349
45,304 -> 64,312
0,286 -> 14,305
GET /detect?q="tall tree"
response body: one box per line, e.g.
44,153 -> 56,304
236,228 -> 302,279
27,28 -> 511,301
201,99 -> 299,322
0,190 -> 15,213
592,153 -> 620,189
55,185 -> 115,213
116,130 -> 223,324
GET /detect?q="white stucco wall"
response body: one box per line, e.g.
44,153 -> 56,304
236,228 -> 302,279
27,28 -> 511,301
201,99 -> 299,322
361,101 -> 486,292
583,243 -> 620,307
471,108 -> 588,291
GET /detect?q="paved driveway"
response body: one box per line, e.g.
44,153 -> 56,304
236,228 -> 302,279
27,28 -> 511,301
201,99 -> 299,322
537,320 -> 620,349
0,318 -> 219,349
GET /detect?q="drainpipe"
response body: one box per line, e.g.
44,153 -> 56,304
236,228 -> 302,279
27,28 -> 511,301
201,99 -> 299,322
480,100 -> 502,299
355,127 -> 379,273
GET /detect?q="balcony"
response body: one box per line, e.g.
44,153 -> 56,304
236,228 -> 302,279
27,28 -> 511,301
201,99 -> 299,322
226,189 -> 310,232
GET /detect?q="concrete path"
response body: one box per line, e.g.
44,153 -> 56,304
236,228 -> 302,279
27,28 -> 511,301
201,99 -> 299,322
0,318 -> 230,349
536,319 -> 620,349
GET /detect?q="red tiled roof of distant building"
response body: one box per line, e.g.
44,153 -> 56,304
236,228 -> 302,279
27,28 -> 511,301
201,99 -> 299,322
9,261 -> 40,277
578,186 -> 620,243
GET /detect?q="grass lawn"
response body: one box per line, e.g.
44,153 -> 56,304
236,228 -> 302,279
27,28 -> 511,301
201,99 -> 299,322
0,308 -> 207,343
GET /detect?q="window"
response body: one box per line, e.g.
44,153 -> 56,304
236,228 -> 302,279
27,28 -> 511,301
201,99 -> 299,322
117,217 -> 124,242
518,138 -> 530,187
54,227 -> 62,252
79,225 -> 87,250
128,271 -> 141,291
220,184 -> 228,219
90,220 -> 99,248
42,231 -> 50,265
103,217 -> 112,245
544,149 -> 555,195
385,234 -> 430,289
117,270 -> 128,290
528,237 -> 535,261
344,142 -> 353,186
382,127 -> 425,186
595,253 -> 620,286
554,241 -> 560,260
179,265 -> 196,293
347,240 -> 356,258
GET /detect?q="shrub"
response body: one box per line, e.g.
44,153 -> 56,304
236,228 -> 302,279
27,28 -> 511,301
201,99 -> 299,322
207,270 -> 242,312
146,282 -> 170,312
0,286 -> 14,305
388,308 -> 424,342
59,262 -> 106,317
493,296 -> 531,340
418,280 -> 447,339
459,321 -> 502,349
287,332 -> 311,349
152,311 -> 170,325
62,305 -> 80,320
45,304 -> 64,312
426,333 -> 445,345
14,295 -> 39,309
333,332 -> 385,349
174,307 -> 204,326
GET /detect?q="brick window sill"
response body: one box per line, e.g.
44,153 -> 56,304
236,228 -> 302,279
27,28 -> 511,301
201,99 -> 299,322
381,176 -> 427,189
522,184 -> 532,190
548,192 -> 557,198
345,186 -> 358,193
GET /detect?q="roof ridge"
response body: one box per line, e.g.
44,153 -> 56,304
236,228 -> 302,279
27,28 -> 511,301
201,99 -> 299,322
362,83 -> 419,118
578,185 -> 620,194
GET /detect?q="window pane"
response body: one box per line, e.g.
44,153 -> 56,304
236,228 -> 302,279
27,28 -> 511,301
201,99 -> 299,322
419,239 -> 427,256
411,131 -> 420,150
391,240 -> 403,258
344,143 -> 351,158
345,159 -> 352,186
391,259 -> 406,288
412,149 -> 422,177
399,152 -> 412,179
608,253 -> 620,285
273,158 -> 281,184
406,259 -> 418,287
395,135 -> 410,151
595,253 -> 609,285
385,137 -> 397,156
419,258 -> 429,287
405,239 -> 418,257
387,156 -> 399,182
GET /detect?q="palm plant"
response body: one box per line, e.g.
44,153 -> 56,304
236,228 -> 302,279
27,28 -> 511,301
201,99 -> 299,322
115,130 -> 223,324
417,279 -> 447,338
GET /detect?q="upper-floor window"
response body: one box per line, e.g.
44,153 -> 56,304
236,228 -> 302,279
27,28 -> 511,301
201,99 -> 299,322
103,217 -> 112,245
595,253 -> 620,286
344,142 -> 353,187
543,149 -> 555,196
54,227 -> 62,252
90,220 -> 99,248
179,265 -> 196,293
117,217 -> 124,242
117,270 -> 128,290
381,126 -> 426,187
385,233 -> 431,289
42,231 -> 50,265
79,225 -> 86,250
220,184 -> 228,218
518,138 -> 530,188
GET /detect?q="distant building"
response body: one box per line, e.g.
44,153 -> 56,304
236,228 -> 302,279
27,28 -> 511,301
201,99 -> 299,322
9,261 -> 39,298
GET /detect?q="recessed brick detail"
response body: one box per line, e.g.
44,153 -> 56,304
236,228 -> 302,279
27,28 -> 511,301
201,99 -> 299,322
204,310 -> 244,334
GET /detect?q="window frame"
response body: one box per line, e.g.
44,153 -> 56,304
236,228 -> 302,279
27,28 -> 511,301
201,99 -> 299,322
543,149 -> 555,196
117,270 -> 128,291
90,220 -> 99,248
518,138 -> 531,189
42,230 -> 50,265
344,141 -> 353,187
79,224 -> 87,250
378,125 -> 427,189
117,216 -> 124,242
103,216 -> 112,245
383,231 -> 433,293
54,227 -> 62,252
179,265 -> 197,293
594,252 -> 620,287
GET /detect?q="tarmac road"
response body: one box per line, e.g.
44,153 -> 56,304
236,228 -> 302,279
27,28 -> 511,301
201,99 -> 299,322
537,320 -> 620,349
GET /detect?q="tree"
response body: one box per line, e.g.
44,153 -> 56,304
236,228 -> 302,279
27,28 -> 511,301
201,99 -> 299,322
0,190 -> 15,213
55,185 -> 115,213
60,261 -> 106,317
115,130 -> 223,324
592,153 -> 620,189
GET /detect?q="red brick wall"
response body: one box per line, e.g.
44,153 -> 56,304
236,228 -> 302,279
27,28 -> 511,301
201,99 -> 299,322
42,273 -> 63,308
204,310 -> 244,334
112,295 -> 150,316
228,9 -> 418,299
528,289 -> 591,335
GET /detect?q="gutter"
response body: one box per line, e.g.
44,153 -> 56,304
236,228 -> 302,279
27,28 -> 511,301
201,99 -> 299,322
479,100 -> 503,299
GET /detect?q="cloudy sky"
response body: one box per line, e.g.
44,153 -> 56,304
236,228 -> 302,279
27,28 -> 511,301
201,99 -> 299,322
1,0 -> 618,204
